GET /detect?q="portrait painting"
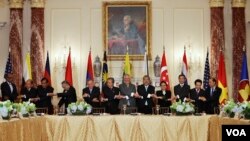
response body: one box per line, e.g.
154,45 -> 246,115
103,1 -> 152,60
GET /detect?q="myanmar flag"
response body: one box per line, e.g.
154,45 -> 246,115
238,51 -> 250,102
218,51 -> 228,104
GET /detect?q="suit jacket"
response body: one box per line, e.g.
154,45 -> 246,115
82,86 -> 100,107
189,88 -> 206,112
1,81 -> 18,102
37,85 -> 54,108
58,86 -> 77,108
156,90 -> 172,107
118,83 -> 136,109
174,84 -> 190,102
102,86 -> 120,114
136,85 -> 155,111
205,86 -> 222,114
21,87 -> 38,102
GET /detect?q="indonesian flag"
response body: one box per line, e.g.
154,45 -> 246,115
65,48 -> 73,86
160,51 -> 170,90
218,51 -> 228,104
181,48 -> 188,83
238,51 -> 250,102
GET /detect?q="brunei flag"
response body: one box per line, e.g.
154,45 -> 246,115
218,51 -> 228,104
44,51 -> 51,85
123,47 -> 131,75
102,51 -> 108,86
238,51 -> 250,102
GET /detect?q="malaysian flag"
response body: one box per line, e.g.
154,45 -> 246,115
4,51 -> 12,75
203,49 -> 210,89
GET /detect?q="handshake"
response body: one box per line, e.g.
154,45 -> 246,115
47,93 -> 57,97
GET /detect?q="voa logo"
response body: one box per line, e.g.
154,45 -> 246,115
226,129 -> 246,136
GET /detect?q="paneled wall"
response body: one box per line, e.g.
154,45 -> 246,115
0,0 -> 250,98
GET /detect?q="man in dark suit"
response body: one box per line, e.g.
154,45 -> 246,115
20,79 -> 38,103
36,78 -> 54,114
189,79 -> 206,113
101,77 -> 121,114
48,81 -> 77,110
204,78 -> 222,114
136,75 -> 155,114
82,80 -> 100,107
1,74 -> 18,102
174,74 -> 190,102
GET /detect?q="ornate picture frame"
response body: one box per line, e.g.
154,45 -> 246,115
103,1 -> 152,61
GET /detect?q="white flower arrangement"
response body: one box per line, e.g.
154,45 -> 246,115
0,100 -> 13,119
16,101 -> 37,117
67,101 -> 92,115
170,100 -> 195,115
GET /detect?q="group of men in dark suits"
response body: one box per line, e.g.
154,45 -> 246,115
0,73 -> 222,115
174,74 -> 222,114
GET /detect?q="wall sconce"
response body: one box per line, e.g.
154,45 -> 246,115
0,22 -> 7,29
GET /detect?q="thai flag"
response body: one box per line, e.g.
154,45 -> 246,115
181,47 -> 188,84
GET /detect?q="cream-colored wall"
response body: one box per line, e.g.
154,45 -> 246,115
0,0 -> 250,98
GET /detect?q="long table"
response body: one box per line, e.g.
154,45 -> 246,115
0,115 -> 249,141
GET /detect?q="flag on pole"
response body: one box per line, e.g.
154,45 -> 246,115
124,46 -> 131,75
203,49 -> 210,89
65,48 -> 73,86
160,49 -> 171,90
4,51 -> 12,75
102,51 -> 108,86
218,51 -> 228,104
86,50 -> 94,82
142,50 -> 149,76
44,51 -> 51,85
238,50 -> 250,102
181,47 -> 188,84
23,52 -> 32,81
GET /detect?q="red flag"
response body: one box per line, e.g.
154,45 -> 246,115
86,51 -> 94,82
65,48 -> 73,86
44,51 -> 51,85
181,47 -> 188,83
160,52 -> 170,90
218,51 -> 228,104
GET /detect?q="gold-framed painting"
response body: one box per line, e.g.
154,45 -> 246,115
103,1 -> 152,61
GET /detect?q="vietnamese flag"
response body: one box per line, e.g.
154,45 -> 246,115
86,51 -> 94,82
44,51 -> 51,85
65,48 -> 73,86
218,51 -> 228,104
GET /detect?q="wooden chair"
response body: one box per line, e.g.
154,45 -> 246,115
92,107 -> 106,114
36,108 -> 48,114
214,107 -> 220,115
152,107 -> 169,115
120,107 -> 137,114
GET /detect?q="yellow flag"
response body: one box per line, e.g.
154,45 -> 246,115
23,52 -> 32,81
124,51 -> 131,75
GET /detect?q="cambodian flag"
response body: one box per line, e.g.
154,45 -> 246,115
86,51 -> 94,83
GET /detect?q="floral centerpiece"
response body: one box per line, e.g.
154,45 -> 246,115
67,101 -> 92,115
170,100 -> 195,116
241,101 -> 250,119
221,100 -> 240,118
0,100 -> 13,120
16,101 -> 36,117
